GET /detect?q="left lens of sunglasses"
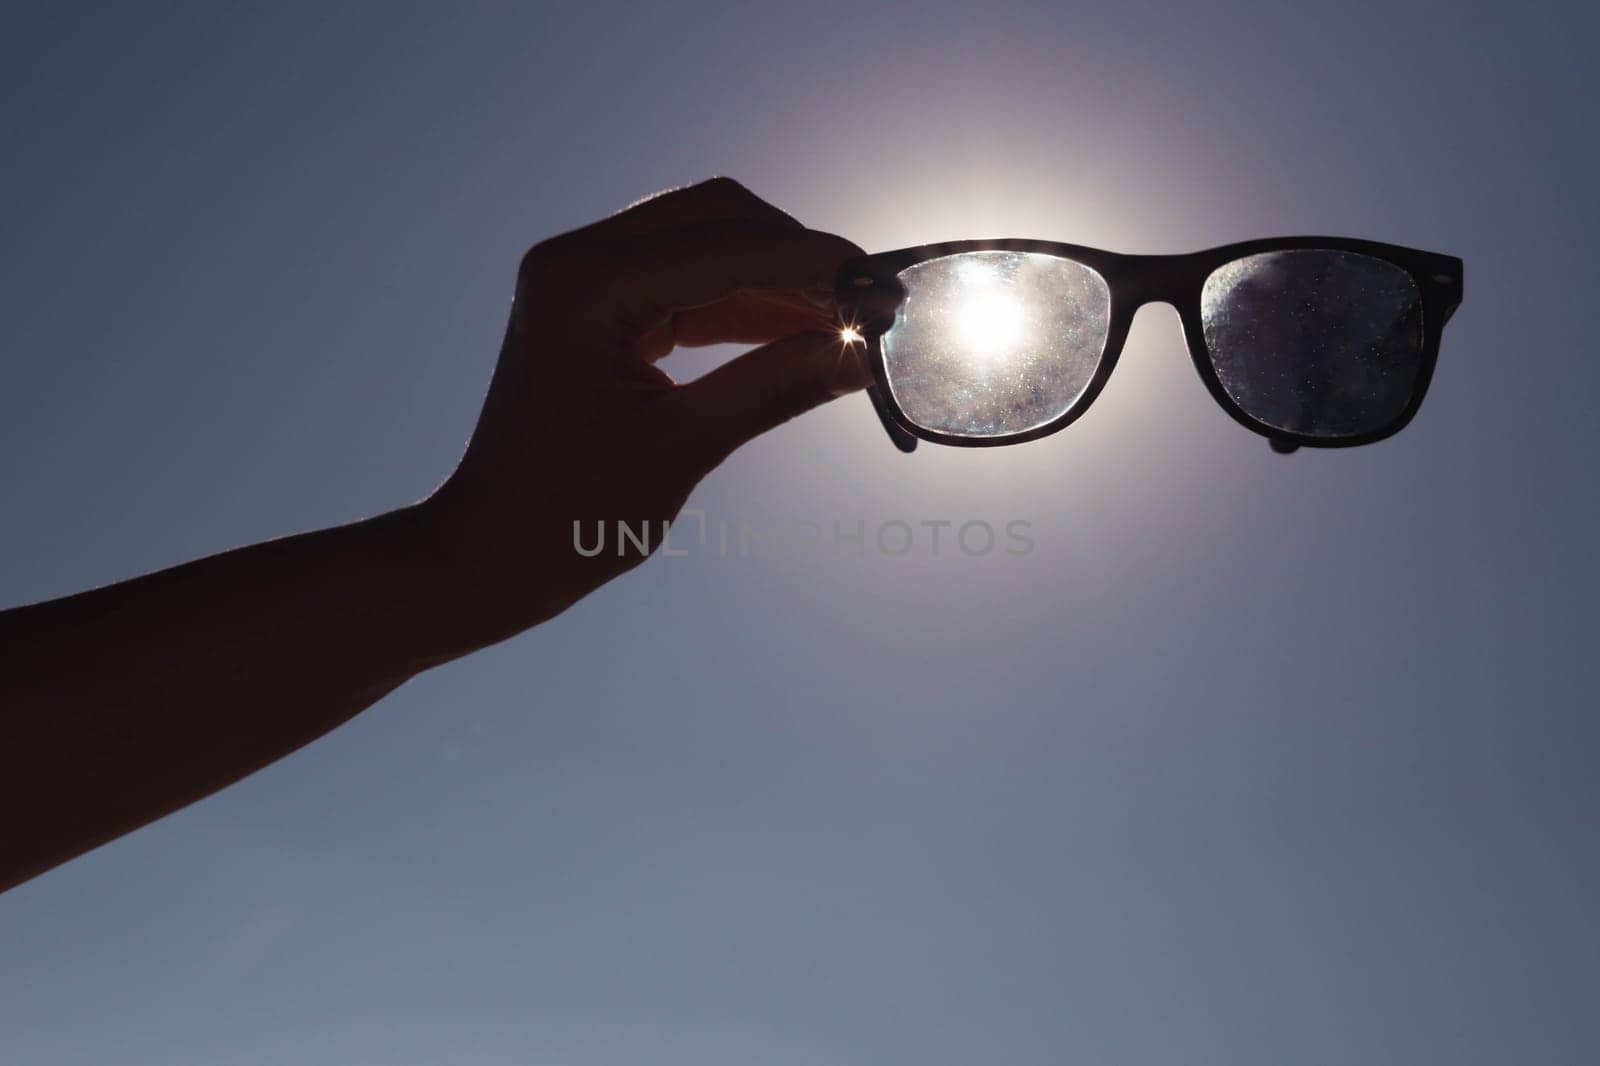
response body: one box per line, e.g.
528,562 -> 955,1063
880,251 -> 1111,439
1201,249 -> 1425,439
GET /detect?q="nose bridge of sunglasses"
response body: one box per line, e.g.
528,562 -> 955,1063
1111,253 -> 1198,308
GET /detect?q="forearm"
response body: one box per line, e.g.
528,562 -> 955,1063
0,493 -> 504,891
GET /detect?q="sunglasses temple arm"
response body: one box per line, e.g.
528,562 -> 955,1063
867,386 -> 919,453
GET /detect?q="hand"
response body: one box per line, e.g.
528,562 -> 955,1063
426,178 -> 871,638
0,177 -> 874,890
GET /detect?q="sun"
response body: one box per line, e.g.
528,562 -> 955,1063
953,289 -> 1025,358
948,256 -> 1027,361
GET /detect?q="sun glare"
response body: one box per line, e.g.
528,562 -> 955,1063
953,288 -> 1026,359
839,325 -> 864,344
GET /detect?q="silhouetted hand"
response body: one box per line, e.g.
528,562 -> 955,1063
0,178 -> 870,891
431,177 -> 870,638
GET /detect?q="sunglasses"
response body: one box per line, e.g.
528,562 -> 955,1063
834,238 -> 1463,453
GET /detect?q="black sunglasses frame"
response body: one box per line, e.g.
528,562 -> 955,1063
835,237 -> 1463,454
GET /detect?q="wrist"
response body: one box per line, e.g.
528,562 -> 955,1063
410,474 -> 566,654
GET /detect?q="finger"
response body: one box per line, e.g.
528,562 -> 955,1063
675,330 -> 874,465
609,221 -> 863,338
673,290 -> 838,346
635,292 -> 838,362
596,176 -> 802,236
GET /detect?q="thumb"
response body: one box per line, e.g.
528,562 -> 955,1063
678,330 -> 874,463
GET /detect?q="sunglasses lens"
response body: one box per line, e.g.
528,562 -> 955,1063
880,251 -> 1111,438
1201,250 -> 1425,439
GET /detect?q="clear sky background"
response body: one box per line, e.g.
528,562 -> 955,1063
2,2 -> 1596,1063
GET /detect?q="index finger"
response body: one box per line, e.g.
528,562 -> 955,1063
633,291 -> 839,362
604,220 -> 865,338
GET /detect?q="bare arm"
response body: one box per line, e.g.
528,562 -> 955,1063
0,178 -> 870,892
0,502 -> 481,890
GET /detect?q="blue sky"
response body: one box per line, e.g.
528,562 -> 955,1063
2,2 -> 1597,1063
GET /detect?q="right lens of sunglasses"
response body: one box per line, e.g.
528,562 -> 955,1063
1200,249 -> 1425,439
880,251 -> 1111,439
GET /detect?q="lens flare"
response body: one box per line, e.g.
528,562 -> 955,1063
839,325 -> 864,344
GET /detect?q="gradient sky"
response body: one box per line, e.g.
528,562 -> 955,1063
2,2 -> 1597,1064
